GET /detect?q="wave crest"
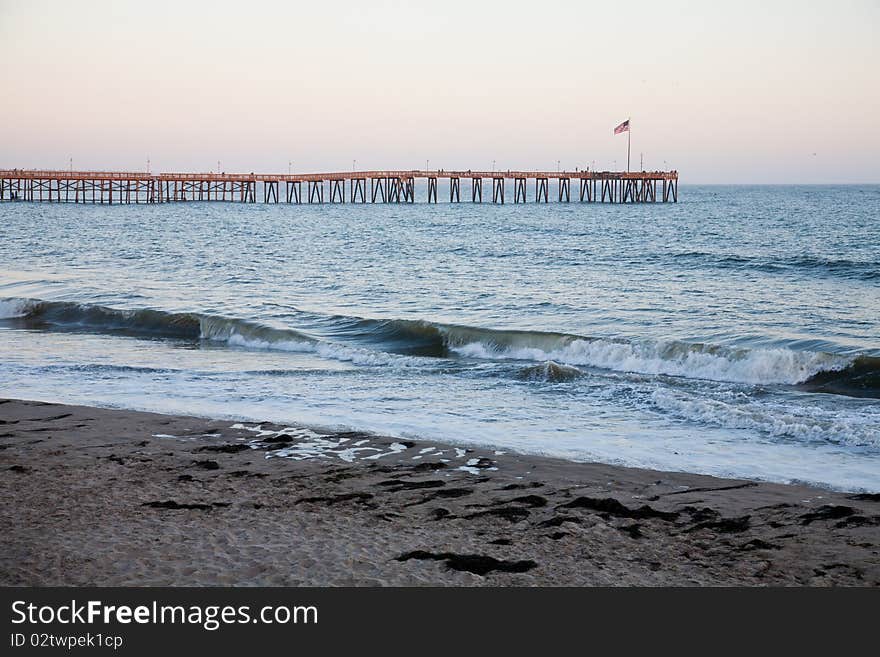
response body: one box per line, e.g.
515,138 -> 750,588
1,298 -> 202,337
447,330 -> 853,386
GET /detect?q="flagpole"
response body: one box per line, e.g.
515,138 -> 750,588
627,118 -> 631,172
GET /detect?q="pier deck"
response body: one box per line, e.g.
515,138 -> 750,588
0,169 -> 678,204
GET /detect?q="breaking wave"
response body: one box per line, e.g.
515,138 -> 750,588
2,297 -> 878,397
448,330 -> 853,384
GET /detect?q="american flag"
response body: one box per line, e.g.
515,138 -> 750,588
614,119 -> 630,135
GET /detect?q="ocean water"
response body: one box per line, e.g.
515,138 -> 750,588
1,184 -> 878,491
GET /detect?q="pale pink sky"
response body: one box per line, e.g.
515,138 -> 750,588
1,0 -> 878,182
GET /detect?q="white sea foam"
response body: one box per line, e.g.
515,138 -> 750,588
0,298 -> 31,319
234,425 -> 414,463
650,388 -> 880,448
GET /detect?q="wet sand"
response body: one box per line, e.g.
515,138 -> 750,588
1,398 -> 877,586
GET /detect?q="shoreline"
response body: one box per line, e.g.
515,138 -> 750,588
1,397 -> 877,585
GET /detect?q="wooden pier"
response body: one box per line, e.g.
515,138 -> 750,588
0,169 -> 678,205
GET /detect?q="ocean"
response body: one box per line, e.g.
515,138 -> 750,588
1,184 -> 878,491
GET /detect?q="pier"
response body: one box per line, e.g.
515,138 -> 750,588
0,169 -> 678,205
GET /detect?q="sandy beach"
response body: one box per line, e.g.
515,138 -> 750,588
1,398 -> 877,586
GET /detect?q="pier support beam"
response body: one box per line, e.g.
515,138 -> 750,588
514,177 -> 526,203
558,178 -> 570,202
286,181 -> 302,203
308,180 -> 324,203
330,179 -> 345,203
579,178 -> 594,202
536,178 -> 548,203
427,177 -> 437,203
388,178 -> 400,202
450,177 -> 460,202
371,177 -> 387,203
492,177 -> 504,204
472,177 -> 482,203
351,178 -> 366,203
263,181 -> 279,203
402,177 -> 414,203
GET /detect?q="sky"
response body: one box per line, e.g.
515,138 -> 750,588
1,0 -> 878,183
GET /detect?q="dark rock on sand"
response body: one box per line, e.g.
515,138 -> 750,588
800,505 -> 855,525
411,461 -> 447,472
262,434 -> 294,444
410,487 -> 474,505
687,515 -> 751,533
431,487 -> 473,498
538,515 -> 581,527
226,470 -> 267,478
835,515 -> 880,529
682,506 -> 721,523
396,550 -> 538,576
468,506 -> 530,523
379,479 -> 446,491
848,493 -> 880,502
143,500 -> 213,510
504,494 -> 547,508
740,538 -> 782,551
560,496 -> 679,521
198,444 -> 250,453
499,482 -> 544,491
664,482 -> 759,496
296,492 -> 374,506
192,459 -> 220,470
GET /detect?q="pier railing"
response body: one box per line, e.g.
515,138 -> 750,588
0,169 -> 678,204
